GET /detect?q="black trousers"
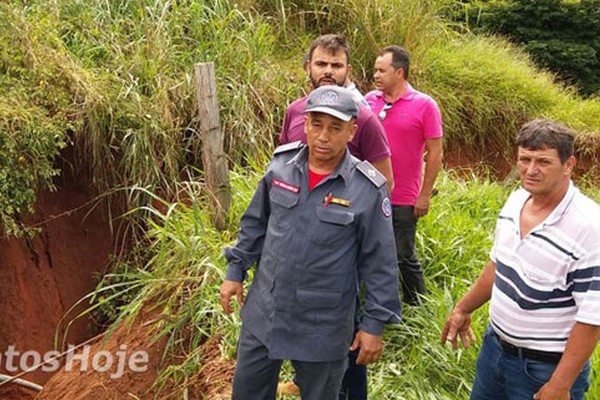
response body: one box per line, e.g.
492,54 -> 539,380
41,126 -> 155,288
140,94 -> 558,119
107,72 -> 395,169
233,327 -> 347,400
338,346 -> 367,400
392,205 -> 425,305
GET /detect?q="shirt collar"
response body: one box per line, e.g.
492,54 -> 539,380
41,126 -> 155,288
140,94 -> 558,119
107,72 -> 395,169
375,83 -> 416,103
333,150 -> 355,185
288,145 -> 308,169
288,147 -> 354,186
542,180 -> 577,226
516,180 -> 577,229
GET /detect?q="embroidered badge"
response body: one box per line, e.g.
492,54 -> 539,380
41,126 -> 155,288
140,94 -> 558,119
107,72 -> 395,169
272,179 -> 300,194
321,90 -> 339,104
323,193 -> 351,208
381,197 -> 392,218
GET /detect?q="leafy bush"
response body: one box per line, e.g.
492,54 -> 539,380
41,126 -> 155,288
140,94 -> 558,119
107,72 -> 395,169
461,0 -> 600,96
0,4 -> 71,235
0,0 -> 297,235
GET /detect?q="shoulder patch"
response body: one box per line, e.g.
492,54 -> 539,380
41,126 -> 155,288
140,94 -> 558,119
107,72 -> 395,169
274,141 -> 304,155
381,197 -> 392,218
356,161 -> 386,188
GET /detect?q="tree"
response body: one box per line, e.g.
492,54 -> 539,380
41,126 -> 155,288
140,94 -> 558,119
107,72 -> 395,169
465,0 -> 600,96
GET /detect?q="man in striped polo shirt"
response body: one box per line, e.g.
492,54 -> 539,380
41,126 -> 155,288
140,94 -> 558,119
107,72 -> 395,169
441,119 -> 600,400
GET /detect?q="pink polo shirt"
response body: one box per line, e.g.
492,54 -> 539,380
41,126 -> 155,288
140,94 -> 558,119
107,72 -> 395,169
365,85 -> 443,205
279,96 -> 391,163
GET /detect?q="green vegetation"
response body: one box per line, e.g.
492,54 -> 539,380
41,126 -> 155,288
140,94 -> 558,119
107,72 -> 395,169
422,35 -> 600,152
460,0 -> 600,96
0,0 -> 296,235
0,4 -> 71,235
90,168 -> 258,395
95,169 -> 600,398
2,0 -> 600,236
2,0 -> 600,397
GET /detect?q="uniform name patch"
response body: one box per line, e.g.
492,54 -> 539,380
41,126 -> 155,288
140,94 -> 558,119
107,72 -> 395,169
382,197 -> 392,218
272,179 -> 300,194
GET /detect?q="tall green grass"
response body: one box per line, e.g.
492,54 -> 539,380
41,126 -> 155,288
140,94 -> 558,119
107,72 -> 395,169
0,0 -> 298,235
366,171 -> 511,399
247,0 -> 453,87
3,0 -> 600,236
56,0 -> 290,190
420,35 -> 600,154
89,161 -> 266,396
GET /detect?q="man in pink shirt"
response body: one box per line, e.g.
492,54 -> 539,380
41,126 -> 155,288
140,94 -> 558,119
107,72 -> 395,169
365,45 -> 443,306
279,34 -> 393,191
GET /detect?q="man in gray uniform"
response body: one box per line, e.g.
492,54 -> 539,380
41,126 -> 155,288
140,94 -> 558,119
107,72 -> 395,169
220,85 -> 402,400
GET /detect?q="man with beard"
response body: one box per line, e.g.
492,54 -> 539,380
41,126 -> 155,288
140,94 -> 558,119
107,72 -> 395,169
280,34 -> 393,192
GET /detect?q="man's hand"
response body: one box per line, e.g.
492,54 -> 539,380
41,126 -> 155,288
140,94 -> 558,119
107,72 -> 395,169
533,381 -> 571,400
414,193 -> 430,218
441,308 -> 476,350
350,330 -> 383,365
220,280 -> 244,314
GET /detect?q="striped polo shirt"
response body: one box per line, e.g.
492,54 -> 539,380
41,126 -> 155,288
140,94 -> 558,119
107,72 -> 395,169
489,181 -> 600,352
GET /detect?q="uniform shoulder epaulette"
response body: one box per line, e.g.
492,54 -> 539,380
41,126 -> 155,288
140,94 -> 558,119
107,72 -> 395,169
356,160 -> 386,188
274,141 -> 304,155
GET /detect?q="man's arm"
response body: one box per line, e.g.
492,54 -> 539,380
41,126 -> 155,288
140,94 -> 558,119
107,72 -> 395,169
370,157 -> 394,193
355,186 -> 402,364
220,280 -> 244,314
441,260 -> 496,350
350,330 -> 383,365
414,137 -> 443,218
220,175 -> 271,313
279,107 -> 292,145
535,322 -> 600,400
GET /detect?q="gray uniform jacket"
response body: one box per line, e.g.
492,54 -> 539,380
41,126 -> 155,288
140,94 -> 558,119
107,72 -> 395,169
225,143 -> 401,362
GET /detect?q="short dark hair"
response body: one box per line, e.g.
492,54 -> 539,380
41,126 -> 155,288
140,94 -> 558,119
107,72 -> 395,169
308,34 -> 350,65
516,119 -> 575,163
380,45 -> 410,79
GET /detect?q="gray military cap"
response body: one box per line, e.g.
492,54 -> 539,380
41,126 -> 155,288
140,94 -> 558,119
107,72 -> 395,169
304,86 -> 359,122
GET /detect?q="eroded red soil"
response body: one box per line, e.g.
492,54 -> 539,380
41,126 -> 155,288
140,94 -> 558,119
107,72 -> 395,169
0,156 -> 121,396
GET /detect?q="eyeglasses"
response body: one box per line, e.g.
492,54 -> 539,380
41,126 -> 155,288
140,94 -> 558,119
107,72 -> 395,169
378,102 -> 393,120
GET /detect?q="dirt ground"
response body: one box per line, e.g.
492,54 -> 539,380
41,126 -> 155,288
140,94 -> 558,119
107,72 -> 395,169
36,308 -> 169,399
0,154 -> 120,396
36,310 -> 234,399
0,147 -> 235,398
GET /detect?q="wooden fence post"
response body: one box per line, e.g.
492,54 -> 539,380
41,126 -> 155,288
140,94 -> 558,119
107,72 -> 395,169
194,62 -> 231,231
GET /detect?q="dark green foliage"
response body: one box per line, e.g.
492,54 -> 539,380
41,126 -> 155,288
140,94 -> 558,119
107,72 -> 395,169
0,4 -> 70,235
2,0 -> 600,239
466,0 -> 600,96
0,0 -> 294,236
